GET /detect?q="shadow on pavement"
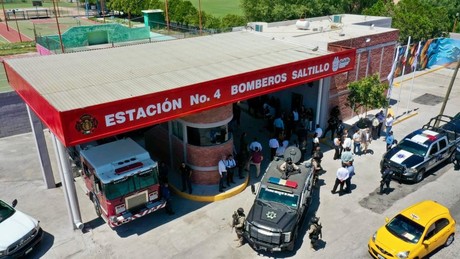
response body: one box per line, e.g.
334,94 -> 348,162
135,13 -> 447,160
28,231 -> 54,259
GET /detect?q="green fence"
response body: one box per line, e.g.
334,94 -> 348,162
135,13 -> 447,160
36,23 -> 150,52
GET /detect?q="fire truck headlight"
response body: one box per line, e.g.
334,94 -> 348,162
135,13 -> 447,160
149,191 -> 158,201
110,216 -> 118,223
115,204 -> 126,214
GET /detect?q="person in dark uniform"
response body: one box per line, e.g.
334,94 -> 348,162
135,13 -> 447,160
226,154 -> 237,185
161,183 -> 175,215
159,161 -> 169,184
233,208 -> 246,248
308,217 -> 322,251
233,102 -> 241,127
454,144 -> 460,170
179,162 -> 193,194
279,157 -> 299,179
379,165 -> 394,194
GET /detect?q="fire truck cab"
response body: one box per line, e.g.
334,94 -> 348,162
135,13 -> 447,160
79,138 -> 166,227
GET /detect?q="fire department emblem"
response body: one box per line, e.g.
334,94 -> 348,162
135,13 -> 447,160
266,211 -> 277,220
75,114 -> 98,135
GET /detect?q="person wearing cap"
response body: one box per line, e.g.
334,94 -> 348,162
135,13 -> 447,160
233,208 -> 246,247
307,216 -> 322,250
279,157 -> 300,179
385,131 -> 395,151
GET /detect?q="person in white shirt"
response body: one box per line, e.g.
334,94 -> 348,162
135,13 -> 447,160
276,140 -> 289,157
315,124 -> 323,138
311,133 -> 320,155
385,113 -> 394,137
249,138 -> 262,152
218,155 -> 227,192
268,136 -> 280,160
331,164 -> 350,194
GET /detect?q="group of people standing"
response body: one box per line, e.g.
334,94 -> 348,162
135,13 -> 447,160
218,154 -> 239,193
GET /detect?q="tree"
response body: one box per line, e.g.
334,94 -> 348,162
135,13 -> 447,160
108,0 -> 150,18
221,14 -> 247,30
340,0 -> 380,14
364,0 -> 450,42
346,74 -> 388,118
240,0 -> 343,23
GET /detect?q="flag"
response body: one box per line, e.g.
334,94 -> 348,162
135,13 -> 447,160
401,36 -> 411,66
387,45 -> 400,86
411,41 -> 422,72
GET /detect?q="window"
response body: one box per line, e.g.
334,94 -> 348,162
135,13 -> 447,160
439,139 -> 447,150
425,218 -> 450,240
187,125 -> 229,146
429,143 -> 438,156
171,121 -> 183,140
103,168 -> 158,200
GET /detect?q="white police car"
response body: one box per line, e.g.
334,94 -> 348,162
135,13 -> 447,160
0,199 -> 43,258
380,129 -> 458,183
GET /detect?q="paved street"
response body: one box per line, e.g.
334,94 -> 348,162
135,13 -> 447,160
1,65 -> 460,258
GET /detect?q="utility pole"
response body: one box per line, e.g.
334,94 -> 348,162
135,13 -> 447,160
52,0 -> 64,53
436,60 -> 460,126
1,0 -> 9,31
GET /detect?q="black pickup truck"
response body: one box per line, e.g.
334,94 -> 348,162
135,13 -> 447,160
243,146 -> 314,252
380,113 -> 460,183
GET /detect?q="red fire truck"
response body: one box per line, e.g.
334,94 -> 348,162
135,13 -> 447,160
79,138 -> 166,227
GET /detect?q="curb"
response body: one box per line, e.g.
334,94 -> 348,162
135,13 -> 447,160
170,176 -> 249,202
394,111 -> 418,125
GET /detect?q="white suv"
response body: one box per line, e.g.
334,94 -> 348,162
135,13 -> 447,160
0,199 -> 43,258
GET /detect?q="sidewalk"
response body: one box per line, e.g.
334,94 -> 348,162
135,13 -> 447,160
0,22 -> 32,42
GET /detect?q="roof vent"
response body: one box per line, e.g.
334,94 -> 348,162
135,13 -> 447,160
295,19 -> 310,30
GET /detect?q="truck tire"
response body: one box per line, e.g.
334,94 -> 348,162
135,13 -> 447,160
448,152 -> 456,164
287,227 -> 298,251
415,169 -> 425,183
93,199 -> 102,218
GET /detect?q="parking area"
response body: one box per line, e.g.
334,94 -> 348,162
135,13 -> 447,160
1,65 -> 460,258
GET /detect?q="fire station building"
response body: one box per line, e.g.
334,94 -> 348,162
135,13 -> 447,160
4,14 -> 397,227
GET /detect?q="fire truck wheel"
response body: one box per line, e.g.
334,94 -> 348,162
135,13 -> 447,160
93,200 -> 102,218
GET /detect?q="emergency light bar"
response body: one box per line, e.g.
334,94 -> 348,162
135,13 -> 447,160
268,177 -> 298,188
115,162 -> 143,174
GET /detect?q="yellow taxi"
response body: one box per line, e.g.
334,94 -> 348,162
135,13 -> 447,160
368,200 -> 456,259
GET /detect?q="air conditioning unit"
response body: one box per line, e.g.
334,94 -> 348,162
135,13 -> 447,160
333,15 -> 342,23
255,24 -> 263,32
295,20 -> 310,30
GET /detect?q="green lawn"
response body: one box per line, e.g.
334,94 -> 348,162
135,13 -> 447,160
0,63 -> 11,93
188,0 -> 243,17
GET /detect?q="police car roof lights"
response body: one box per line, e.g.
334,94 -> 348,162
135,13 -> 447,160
268,177 -> 298,189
